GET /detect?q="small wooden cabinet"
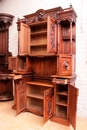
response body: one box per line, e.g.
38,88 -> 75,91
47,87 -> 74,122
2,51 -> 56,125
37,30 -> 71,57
51,76 -> 78,129
8,55 -> 32,72
8,5 -> 78,130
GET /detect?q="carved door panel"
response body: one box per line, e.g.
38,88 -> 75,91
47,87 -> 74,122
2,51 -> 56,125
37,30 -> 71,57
59,54 -> 73,76
68,85 -> 78,130
44,87 -> 54,122
16,79 -> 27,114
47,16 -> 57,53
19,22 -> 30,55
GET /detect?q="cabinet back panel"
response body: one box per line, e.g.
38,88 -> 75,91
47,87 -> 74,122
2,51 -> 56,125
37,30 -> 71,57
31,24 -> 47,33
57,95 -> 67,102
27,85 -> 48,95
57,84 -> 68,93
31,56 -> 57,76
31,34 -> 47,45
56,105 -> 67,119
18,58 -> 26,70
27,97 -> 43,107
30,45 -> 47,54
63,41 -> 71,54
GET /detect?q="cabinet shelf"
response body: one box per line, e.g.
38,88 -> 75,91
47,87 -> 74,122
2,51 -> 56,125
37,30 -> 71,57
29,53 -> 56,57
27,95 -> 43,116
27,93 -> 44,100
57,91 -> 68,96
26,81 -> 53,87
30,43 -> 47,47
31,31 -> 47,36
56,100 -> 67,106
27,102 -> 43,116
56,105 -> 67,119
56,109 -> 67,119
29,20 -> 47,26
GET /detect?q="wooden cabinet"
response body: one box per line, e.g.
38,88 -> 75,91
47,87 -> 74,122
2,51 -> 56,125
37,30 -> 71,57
8,5 -> 78,130
0,13 -> 14,101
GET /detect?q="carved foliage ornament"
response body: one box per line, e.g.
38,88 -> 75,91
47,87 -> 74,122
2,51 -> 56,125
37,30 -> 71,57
49,21 -> 55,51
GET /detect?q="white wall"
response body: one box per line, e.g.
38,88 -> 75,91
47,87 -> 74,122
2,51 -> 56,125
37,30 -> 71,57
0,0 -> 87,118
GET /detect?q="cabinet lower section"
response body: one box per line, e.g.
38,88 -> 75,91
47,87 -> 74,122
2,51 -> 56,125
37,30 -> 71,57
13,76 -> 78,130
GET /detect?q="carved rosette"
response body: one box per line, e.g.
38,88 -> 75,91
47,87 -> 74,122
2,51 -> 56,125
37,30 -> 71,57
63,60 -> 69,70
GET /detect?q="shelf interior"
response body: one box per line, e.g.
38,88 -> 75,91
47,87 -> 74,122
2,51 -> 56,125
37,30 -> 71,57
30,22 -> 47,54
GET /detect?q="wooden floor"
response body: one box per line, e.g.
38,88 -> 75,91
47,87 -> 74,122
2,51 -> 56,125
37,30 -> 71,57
0,100 -> 87,130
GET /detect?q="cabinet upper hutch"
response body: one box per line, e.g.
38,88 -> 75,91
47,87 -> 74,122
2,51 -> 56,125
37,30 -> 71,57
8,5 -> 78,130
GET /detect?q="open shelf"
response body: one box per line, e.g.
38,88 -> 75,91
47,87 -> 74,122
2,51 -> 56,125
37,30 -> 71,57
26,81 -> 53,87
56,84 -> 68,95
26,80 -> 53,117
56,95 -> 67,106
27,97 -> 43,116
31,31 -> 47,36
57,91 -> 68,96
30,21 -> 47,55
26,84 -> 47,100
56,105 -> 67,119
59,20 -> 76,54
27,93 -> 44,99
30,43 -> 47,47
30,45 -> 47,55
56,84 -> 68,118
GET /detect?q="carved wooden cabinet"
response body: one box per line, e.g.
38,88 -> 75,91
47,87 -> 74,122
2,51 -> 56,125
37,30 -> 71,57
18,17 -> 57,55
0,13 -> 14,101
8,5 -> 78,130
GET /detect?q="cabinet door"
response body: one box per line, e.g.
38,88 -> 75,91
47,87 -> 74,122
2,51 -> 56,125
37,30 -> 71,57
8,56 -> 18,70
59,54 -> 73,76
44,87 -> 54,122
47,16 -> 57,53
19,22 -> 30,55
68,85 -> 79,130
16,79 -> 27,114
